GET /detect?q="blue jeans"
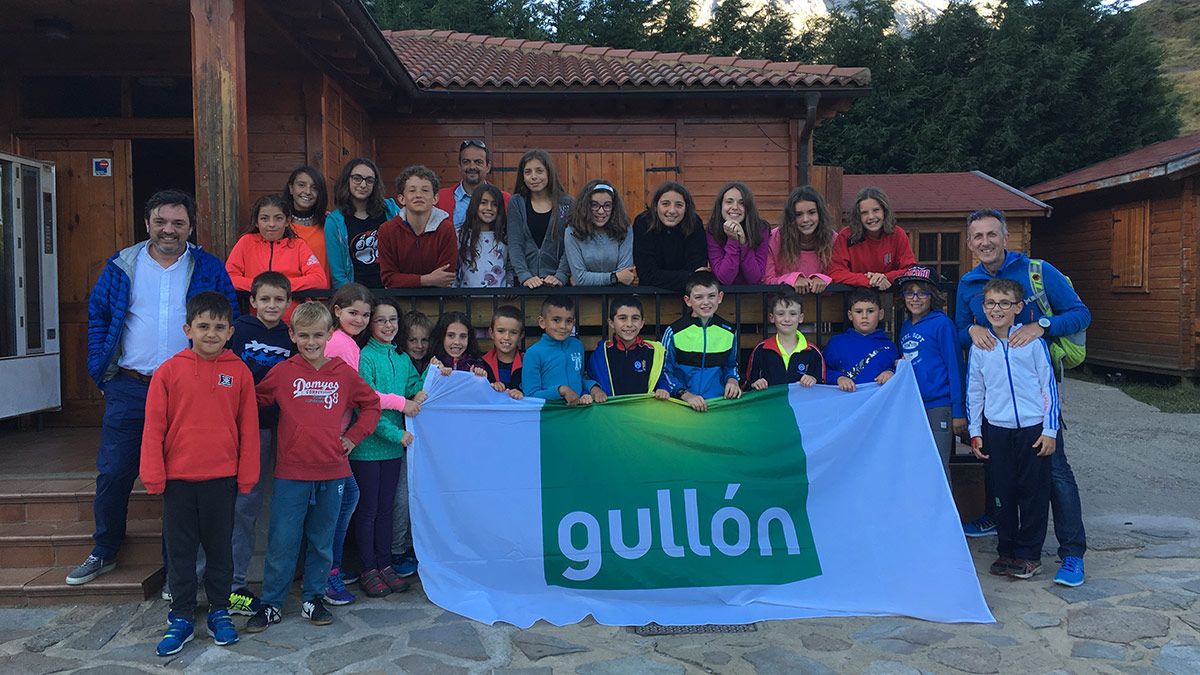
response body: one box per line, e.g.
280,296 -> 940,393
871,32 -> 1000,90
261,478 -> 344,609
1050,427 -> 1087,559
331,473 -> 360,572
230,428 -> 275,589
92,374 -> 150,560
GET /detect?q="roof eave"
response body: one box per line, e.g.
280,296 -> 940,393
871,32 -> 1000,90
1028,149 -> 1200,202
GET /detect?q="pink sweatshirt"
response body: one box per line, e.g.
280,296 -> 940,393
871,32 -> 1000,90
762,227 -> 833,286
325,329 -> 407,411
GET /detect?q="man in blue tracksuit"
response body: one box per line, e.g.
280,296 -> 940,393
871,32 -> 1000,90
955,208 -> 1090,587
68,190 -> 237,587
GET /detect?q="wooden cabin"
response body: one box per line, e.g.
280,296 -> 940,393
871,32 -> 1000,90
842,171 -> 1050,283
0,0 -> 870,427
1026,132 -> 1200,379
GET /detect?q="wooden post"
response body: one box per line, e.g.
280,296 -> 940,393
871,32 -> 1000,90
190,0 -> 249,257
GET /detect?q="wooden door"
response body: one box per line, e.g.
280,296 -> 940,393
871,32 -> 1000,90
496,151 -> 678,216
21,139 -> 133,426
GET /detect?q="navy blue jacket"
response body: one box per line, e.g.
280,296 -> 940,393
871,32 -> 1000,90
743,333 -> 825,388
823,328 -> 899,385
230,314 -> 295,428
87,242 -> 237,387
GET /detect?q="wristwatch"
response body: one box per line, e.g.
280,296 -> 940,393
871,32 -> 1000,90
1037,317 -> 1051,329
610,272 -> 618,285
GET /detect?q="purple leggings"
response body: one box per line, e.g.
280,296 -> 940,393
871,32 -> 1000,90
349,458 -> 403,571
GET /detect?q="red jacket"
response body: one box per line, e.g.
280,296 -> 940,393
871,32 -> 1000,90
256,355 -> 381,481
225,233 -> 328,292
828,226 -> 917,287
139,349 -> 260,495
378,208 -> 458,288
435,184 -> 512,223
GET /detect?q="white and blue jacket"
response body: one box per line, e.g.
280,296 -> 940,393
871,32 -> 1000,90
966,323 -> 1059,439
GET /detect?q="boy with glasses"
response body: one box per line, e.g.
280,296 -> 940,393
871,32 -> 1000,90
966,278 -> 1059,581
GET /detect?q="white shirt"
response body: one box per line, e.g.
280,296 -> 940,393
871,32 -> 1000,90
118,246 -> 190,375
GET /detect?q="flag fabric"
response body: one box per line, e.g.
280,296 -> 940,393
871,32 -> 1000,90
408,360 -> 993,628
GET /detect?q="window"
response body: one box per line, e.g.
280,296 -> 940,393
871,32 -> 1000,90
21,76 -> 122,118
1111,201 -> 1149,291
916,230 -> 962,282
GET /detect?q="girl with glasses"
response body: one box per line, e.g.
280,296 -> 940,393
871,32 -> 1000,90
895,266 -> 965,478
325,158 -> 401,288
563,180 -> 637,286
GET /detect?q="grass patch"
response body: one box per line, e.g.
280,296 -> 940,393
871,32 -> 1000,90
1066,367 -> 1200,413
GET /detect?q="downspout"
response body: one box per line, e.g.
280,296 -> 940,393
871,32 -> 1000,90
797,92 -> 820,186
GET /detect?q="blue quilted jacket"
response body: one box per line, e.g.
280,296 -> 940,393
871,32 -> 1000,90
87,241 -> 237,387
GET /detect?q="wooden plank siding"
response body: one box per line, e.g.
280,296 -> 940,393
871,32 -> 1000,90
1032,177 -> 1194,374
373,117 -> 803,223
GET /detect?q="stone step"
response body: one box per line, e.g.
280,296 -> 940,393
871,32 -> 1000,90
0,563 -> 163,607
0,519 -> 162,569
0,478 -> 161,524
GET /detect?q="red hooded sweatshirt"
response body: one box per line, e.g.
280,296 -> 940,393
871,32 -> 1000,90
377,207 -> 458,288
256,355 -> 382,481
139,348 -> 260,495
225,233 -> 328,293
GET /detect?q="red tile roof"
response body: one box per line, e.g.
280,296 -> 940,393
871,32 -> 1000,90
842,171 -> 1049,216
382,30 -> 870,91
1025,132 -> 1200,200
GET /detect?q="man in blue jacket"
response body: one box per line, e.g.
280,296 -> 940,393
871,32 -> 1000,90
955,208 -> 1090,588
67,190 -> 238,587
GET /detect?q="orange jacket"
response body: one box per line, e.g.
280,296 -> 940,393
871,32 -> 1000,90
139,349 -> 260,494
225,233 -> 328,292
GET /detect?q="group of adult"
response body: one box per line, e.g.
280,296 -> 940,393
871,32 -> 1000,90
67,139 -> 1090,588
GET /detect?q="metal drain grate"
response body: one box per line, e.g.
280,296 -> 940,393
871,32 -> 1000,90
631,622 -> 757,636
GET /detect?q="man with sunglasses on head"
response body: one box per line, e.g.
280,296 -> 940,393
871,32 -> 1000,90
954,208 -> 1092,588
435,139 -> 512,233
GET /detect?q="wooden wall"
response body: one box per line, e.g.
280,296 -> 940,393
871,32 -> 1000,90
373,117 -> 801,222
1032,176 -> 1198,376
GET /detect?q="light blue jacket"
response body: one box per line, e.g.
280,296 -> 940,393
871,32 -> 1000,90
955,251 -> 1090,349
966,324 -> 1060,438
324,198 -> 401,288
523,335 -> 597,400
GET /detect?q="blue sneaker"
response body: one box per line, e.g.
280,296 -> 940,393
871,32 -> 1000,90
207,609 -> 238,646
156,614 -> 194,656
391,556 -> 418,578
324,569 -> 356,606
338,567 -> 360,585
963,515 -> 997,538
1054,556 -> 1085,587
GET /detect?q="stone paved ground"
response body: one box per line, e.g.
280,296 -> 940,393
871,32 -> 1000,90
2,378 -> 1197,674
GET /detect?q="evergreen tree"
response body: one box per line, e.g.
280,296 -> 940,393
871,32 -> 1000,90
708,0 -> 753,57
497,0 -> 553,40
744,0 -> 795,61
429,0 -> 502,34
552,0 -> 590,43
366,0 -> 438,30
652,0 -> 707,53
586,0 -> 662,50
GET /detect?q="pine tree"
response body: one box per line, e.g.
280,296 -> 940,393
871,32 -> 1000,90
585,0 -> 662,50
365,0 -> 438,30
708,0 -> 753,57
552,0 -> 590,43
496,0 -> 553,40
652,0 -> 707,53
429,0 -> 502,34
744,0 -> 794,61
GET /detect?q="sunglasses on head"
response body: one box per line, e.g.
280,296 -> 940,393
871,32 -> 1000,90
460,139 -> 488,151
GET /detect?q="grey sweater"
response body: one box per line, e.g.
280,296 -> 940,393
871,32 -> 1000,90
563,227 -> 634,285
507,193 -> 573,284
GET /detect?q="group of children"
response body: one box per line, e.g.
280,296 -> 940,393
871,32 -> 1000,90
142,254 -> 1060,655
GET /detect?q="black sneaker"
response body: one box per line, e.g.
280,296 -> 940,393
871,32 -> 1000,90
988,556 -> 1020,576
228,588 -> 261,617
245,604 -> 280,633
302,596 -> 333,626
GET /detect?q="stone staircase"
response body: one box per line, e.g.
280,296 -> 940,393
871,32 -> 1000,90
0,478 -> 164,606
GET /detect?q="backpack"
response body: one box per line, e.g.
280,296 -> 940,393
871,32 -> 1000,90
1029,259 -> 1086,372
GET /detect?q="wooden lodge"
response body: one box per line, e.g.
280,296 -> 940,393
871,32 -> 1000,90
842,171 -> 1050,283
1026,132 -> 1200,379
1,0 -> 871,428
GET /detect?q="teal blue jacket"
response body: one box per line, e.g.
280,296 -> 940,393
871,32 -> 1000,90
324,198 -> 401,288
352,337 -> 423,461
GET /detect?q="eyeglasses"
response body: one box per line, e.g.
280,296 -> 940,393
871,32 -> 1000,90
983,300 -> 1016,310
349,174 -> 376,186
372,317 -> 400,325
590,202 -> 614,212
902,291 -> 932,299
460,139 -> 487,151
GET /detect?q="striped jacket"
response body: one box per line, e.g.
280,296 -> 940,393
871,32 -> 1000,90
966,323 -> 1060,438
660,314 -> 739,399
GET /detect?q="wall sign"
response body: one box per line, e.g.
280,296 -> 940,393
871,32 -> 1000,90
92,158 -> 111,177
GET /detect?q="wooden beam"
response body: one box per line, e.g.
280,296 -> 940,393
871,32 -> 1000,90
191,0 -> 249,257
